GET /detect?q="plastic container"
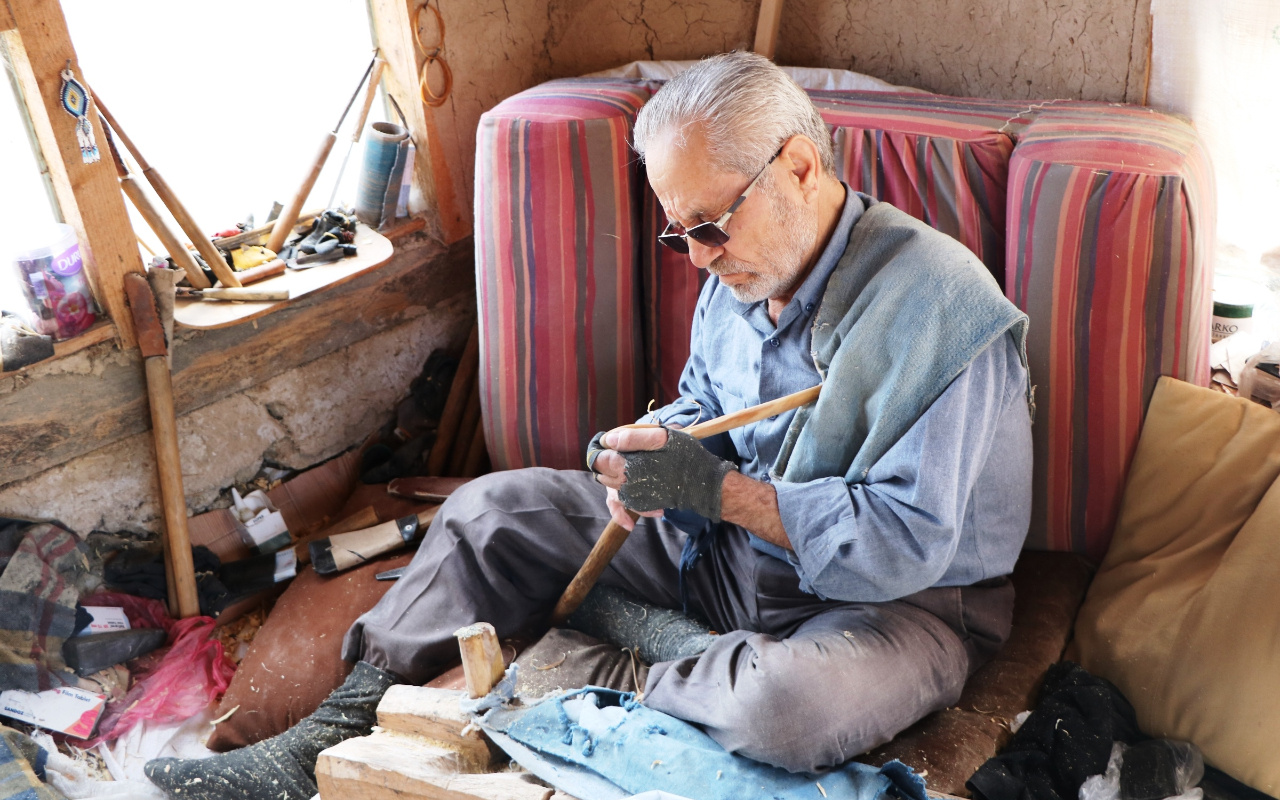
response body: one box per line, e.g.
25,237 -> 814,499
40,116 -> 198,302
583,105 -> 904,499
9,223 -> 97,341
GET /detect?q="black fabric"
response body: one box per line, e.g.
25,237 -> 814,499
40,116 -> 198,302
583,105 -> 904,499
1201,765 -> 1280,800
615,428 -> 737,520
104,546 -> 229,617
1121,740 -> 1203,800
145,660 -> 396,800
967,662 -> 1143,800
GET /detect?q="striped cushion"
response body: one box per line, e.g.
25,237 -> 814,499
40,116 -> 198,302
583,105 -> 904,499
1006,107 -> 1215,559
475,79 -> 653,471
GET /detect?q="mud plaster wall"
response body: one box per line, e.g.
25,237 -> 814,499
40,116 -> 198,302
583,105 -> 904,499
0,237 -> 474,536
428,0 -> 1151,217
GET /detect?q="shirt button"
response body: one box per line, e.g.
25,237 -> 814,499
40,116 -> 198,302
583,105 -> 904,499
805,303 -> 815,313
770,337 -> 780,347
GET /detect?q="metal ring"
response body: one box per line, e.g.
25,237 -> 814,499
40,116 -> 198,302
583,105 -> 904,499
419,53 -> 453,107
413,2 -> 445,55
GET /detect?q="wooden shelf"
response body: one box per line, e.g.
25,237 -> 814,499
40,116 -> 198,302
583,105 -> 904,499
174,224 -> 395,330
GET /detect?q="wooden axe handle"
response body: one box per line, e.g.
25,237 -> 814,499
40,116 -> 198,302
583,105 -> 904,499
549,383 -> 821,625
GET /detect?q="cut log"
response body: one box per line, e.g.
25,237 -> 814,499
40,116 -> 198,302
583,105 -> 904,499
316,733 -> 551,800
454,622 -> 504,699
377,685 -> 492,768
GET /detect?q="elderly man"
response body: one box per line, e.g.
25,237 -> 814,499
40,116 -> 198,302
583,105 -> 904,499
147,52 -> 1031,800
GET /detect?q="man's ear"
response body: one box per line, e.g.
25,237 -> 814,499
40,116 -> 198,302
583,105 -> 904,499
778,135 -> 823,203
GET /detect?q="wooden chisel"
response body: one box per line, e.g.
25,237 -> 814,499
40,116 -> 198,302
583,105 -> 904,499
309,505 -> 440,575
176,287 -> 289,302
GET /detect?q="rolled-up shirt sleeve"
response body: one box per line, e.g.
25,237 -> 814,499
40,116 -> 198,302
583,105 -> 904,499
773,335 -> 1028,602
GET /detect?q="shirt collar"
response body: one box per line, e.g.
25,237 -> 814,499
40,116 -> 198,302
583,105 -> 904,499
726,184 -> 865,332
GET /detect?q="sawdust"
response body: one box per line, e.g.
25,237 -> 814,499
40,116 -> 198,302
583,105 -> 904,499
215,604 -> 269,665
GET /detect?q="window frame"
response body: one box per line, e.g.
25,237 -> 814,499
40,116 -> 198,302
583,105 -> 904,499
1,0 -> 466,353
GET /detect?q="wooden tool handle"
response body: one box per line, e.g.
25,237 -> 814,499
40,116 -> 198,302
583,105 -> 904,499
143,169 -> 242,288
267,132 -> 338,254
195,287 -> 289,302
549,383 -> 823,625
119,176 -> 212,289
550,514 -> 638,625
144,357 -> 201,618
428,326 -> 480,476
352,59 -> 386,144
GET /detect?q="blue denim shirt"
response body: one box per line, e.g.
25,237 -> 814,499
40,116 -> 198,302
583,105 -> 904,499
655,187 -> 1033,602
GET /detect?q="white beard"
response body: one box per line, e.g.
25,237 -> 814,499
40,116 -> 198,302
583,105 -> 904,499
711,181 -> 819,304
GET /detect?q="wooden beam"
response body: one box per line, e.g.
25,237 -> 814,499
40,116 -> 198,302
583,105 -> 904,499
0,1 -> 14,33
317,734 -> 552,800
753,0 -> 785,59
376,686 -> 493,769
368,0 -> 471,243
3,0 -> 144,347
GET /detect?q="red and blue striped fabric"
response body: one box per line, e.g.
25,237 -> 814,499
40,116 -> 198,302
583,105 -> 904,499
1006,107 -> 1215,559
475,79 -> 654,471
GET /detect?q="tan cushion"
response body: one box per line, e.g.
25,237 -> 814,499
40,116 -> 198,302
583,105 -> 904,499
1072,377 -> 1280,795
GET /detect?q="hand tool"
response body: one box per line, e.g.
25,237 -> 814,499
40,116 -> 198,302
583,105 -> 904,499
175,287 -> 289,302
100,117 -> 211,289
266,54 -> 378,255
309,505 -> 440,575
549,383 -> 822,625
92,91 -> 242,288
234,258 -> 287,286
123,273 -> 201,618
327,58 -> 386,209
375,566 -> 406,581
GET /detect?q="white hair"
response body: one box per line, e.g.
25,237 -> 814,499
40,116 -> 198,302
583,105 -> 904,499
632,51 -> 836,177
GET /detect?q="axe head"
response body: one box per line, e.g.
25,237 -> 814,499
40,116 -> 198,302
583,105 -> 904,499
124,272 -> 168,358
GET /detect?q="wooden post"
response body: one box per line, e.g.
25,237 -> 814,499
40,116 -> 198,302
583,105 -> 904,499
367,0 -> 471,242
453,622 -> 504,699
2,0 -> 145,347
753,0 -> 786,59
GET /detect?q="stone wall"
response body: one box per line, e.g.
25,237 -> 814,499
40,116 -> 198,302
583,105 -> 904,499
0,235 -> 473,535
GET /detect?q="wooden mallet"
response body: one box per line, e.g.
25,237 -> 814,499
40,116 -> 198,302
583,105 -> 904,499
549,383 -> 821,625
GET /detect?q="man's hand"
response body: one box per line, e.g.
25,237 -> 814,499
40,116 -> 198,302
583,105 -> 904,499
588,426 -> 736,528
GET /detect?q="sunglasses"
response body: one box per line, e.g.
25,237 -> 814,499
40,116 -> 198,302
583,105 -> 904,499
657,147 -> 782,254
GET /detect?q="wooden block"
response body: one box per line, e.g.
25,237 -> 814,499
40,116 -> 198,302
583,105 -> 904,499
377,685 -> 491,767
316,733 -> 550,800
454,622 -> 504,699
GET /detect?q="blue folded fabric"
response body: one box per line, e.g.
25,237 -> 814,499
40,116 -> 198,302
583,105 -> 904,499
479,688 -> 927,800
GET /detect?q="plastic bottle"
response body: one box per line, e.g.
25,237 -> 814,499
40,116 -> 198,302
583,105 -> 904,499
9,223 -> 97,341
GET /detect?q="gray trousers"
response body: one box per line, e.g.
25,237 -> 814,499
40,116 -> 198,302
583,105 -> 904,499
343,468 -> 1014,773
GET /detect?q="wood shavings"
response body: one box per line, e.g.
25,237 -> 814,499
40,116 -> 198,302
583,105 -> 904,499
817,781 -> 827,797
650,760 -> 662,768
210,705 -> 240,725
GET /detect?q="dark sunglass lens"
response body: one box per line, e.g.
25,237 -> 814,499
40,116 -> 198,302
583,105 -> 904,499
686,222 -> 730,248
658,234 -> 690,254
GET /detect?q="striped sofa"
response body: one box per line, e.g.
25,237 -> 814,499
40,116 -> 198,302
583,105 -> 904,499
475,79 -> 1214,566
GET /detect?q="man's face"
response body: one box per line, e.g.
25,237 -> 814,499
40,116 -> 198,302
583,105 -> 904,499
646,129 -> 819,304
